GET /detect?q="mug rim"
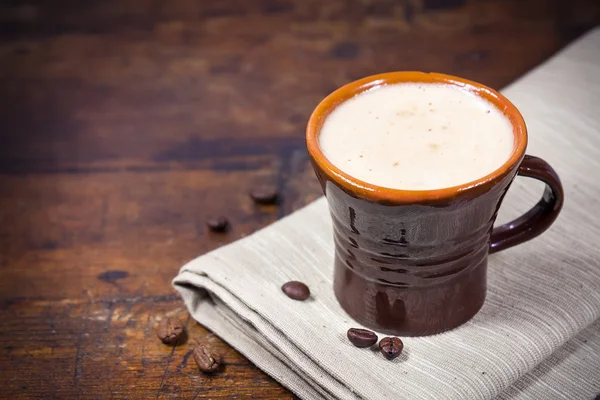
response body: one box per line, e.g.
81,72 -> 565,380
306,71 -> 528,203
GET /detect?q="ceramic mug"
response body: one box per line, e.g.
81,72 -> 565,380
306,72 -> 564,336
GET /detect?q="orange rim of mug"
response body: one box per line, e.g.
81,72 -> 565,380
306,71 -> 528,204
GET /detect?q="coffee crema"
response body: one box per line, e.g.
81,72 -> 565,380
319,83 -> 515,191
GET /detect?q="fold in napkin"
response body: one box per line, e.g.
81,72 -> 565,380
174,28 -> 600,400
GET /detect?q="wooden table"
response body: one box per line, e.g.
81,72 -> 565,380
1,0 -> 598,398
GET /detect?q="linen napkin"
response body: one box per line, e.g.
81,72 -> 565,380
174,28 -> 600,400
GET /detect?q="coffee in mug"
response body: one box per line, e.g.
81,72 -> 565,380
319,82 -> 514,190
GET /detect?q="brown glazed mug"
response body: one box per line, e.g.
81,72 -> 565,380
306,72 -> 564,336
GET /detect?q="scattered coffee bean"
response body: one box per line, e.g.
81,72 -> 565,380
193,344 -> 220,373
379,337 -> 403,360
206,216 -> 229,232
281,281 -> 310,301
250,187 -> 279,205
347,328 -> 378,348
156,317 -> 185,345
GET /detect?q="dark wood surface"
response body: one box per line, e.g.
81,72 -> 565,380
1,0 -> 598,398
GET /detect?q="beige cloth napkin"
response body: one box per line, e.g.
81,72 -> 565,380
174,28 -> 600,400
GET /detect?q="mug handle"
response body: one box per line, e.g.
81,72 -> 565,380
490,155 -> 564,254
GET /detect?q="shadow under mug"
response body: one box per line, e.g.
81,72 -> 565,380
306,72 -> 564,336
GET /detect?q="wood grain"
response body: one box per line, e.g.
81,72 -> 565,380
1,0 -> 599,398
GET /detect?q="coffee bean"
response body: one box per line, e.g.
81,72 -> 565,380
250,187 -> 279,205
379,337 -> 403,360
347,328 -> 378,348
193,344 -> 221,373
206,216 -> 229,232
156,317 -> 185,345
281,281 -> 310,301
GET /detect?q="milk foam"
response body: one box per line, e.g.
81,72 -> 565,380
319,83 -> 515,190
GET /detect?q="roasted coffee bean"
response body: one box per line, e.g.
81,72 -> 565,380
193,344 -> 220,373
281,281 -> 310,301
347,328 -> 378,348
206,216 -> 229,232
379,337 -> 403,360
250,187 -> 279,205
156,317 -> 185,345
